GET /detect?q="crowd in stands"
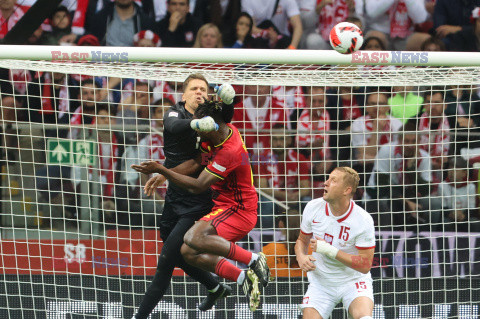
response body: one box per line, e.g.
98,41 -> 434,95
1,0 -> 480,234
0,0 -> 479,51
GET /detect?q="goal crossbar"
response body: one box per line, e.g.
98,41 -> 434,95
2,45 -> 480,66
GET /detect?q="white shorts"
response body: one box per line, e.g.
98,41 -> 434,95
299,277 -> 374,318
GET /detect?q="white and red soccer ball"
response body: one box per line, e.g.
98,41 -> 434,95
329,22 -> 364,54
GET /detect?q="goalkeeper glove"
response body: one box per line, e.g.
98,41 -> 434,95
316,240 -> 339,259
215,83 -> 235,105
191,116 -> 219,132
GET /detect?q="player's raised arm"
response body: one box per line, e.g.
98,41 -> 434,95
159,164 -> 221,194
132,161 -> 221,194
137,154 -> 205,196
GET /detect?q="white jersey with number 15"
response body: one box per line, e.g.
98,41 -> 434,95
300,198 -> 375,286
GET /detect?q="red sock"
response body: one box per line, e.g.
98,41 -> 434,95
226,242 -> 252,265
215,258 -> 242,282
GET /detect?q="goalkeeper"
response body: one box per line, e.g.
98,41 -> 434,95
133,74 -> 236,318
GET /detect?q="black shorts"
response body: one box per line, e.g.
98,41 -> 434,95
159,189 -> 213,241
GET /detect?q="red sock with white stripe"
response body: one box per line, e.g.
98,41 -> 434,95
226,242 -> 253,265
214,258 -> 242,282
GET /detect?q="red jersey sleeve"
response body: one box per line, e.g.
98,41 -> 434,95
200,141 -> 212,153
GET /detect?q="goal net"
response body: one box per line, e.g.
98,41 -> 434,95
0,47 -> 479,318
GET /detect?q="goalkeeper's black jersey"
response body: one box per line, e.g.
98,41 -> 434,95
162,100 -> 234,169
162,102 -> 199,170
161,100 -> 234,199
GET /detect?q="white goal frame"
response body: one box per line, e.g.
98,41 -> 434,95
0,46 -> 479,319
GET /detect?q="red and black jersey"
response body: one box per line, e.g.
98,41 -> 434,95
201,124 -> 258,211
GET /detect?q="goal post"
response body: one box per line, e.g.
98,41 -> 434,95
0,46 -> 479,318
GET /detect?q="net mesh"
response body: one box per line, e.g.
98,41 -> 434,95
0,60 -> 478,318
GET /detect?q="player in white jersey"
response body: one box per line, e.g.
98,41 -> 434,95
295,167 -> 375,319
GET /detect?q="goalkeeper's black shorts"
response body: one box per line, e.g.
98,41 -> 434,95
159,189 -> 213,241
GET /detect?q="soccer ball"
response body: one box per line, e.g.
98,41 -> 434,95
329,22 -> 364,54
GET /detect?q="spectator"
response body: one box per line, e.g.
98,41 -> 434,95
133,29 -> 162,47
345,15 -> 364,29
69,79 -> 103,136
253,20 -> 292,49
296,86 -> 334,197
388,86 -> 423,125
152,80 -> 180,105
262,209 -> 305,277
326,86 -> 365,162
242,0 -> 303,49
118,100 -> 171,227
76,34 -> 101,46
0,67 -> 18,159
273,85 -> 306,122
438,157 -> 480,232
87,0 -> 154,46
35,161 -> 75,229
223,12 -> 256,48
433,0 -> 480,39
232,84 -> 288,154
193,23 -> 223,48
42,6 -> 73,45
156,0 -> 201,47
364,30 -> 389,50
54,0 -> 105,40
364,121 -> 436,229
445,85 -> 480,154
208,0 -> 242,35
351,91 -> 402,179
35,81 -> 104,229
118,80 -> 152,144
296,86 -> 331,165
365,0 -> 428,50
119,80 -> 152,121
420,36 -> 446,51
26,26 -> 46,45
94,104 -> 119,224
66,0 -> 91,36
413,89 -> 450,178
414,0 -> 435,35
361,36 -> 386,51
295,0 -> 318,49
26,72 -> 78,133
444,7 -> 480,52
304,0 -> 364,50
140,0 -> 213,24
71,103 -> 120,225
255,132 -> 311,228
0,0 -> 25,40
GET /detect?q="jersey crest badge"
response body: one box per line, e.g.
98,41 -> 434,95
324,233 -> 334,245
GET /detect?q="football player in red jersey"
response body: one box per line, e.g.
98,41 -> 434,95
132,100 -> 271,311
